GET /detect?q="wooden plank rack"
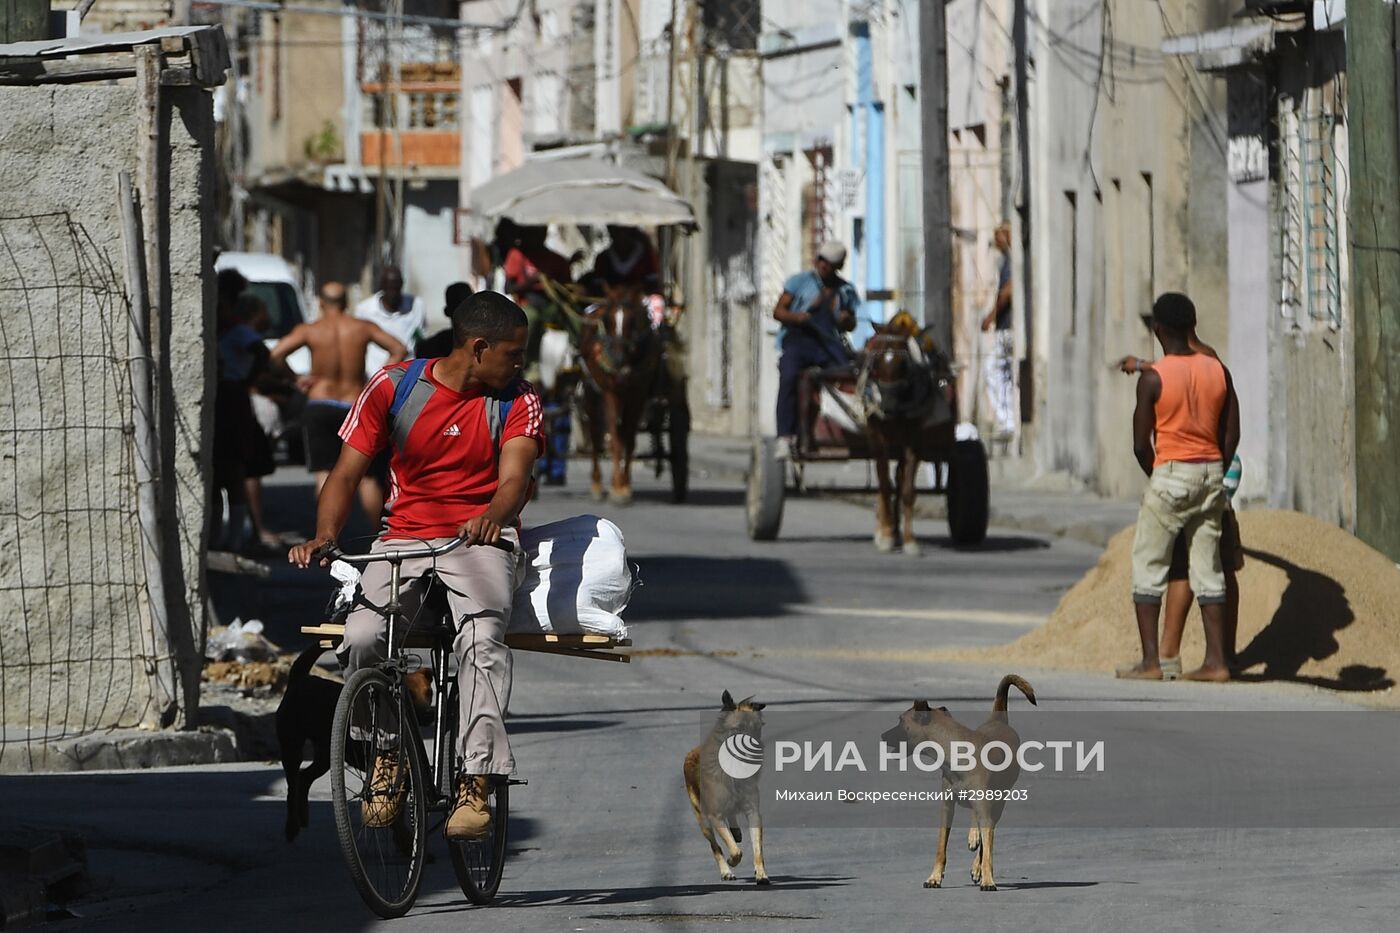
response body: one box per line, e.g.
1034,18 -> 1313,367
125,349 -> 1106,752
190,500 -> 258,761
301,624 -> 632,663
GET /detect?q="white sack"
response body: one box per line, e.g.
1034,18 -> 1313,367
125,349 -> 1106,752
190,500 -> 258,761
508,514 -> 634,637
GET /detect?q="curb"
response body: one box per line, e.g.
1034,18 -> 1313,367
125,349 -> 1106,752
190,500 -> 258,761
0,728 -> 240,774
0,707 -> 277,774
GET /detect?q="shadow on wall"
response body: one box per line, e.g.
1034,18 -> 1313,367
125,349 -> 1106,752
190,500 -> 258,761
628,556 -> 807,621
1233,548 -> 1393,693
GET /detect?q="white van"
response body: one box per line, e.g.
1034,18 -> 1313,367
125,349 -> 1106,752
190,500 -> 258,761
214,251 -> 312,375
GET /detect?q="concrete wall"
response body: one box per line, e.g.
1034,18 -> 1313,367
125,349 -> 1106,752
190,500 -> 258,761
1266,35 -> 1355,528
681,160 -> 761,435
0,82 -> 212,747
946,0 -> 1011,428
1026,0 -> 1231,498
403,180 -> 463,335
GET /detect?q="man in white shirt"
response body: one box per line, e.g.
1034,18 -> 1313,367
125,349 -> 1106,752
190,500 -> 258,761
354,265 -> 426,376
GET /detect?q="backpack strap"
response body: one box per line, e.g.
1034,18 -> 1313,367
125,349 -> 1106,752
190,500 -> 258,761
384,358 -> 434,451
484,382 -> 520,454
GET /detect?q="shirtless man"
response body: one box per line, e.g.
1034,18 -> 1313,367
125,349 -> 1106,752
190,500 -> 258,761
271,282 -> 406,527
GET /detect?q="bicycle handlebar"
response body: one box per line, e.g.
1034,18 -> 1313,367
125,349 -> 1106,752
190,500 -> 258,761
314,534 -> 514,566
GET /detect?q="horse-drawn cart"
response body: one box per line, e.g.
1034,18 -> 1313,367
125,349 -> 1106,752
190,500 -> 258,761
746,344 -> 990,547
467,156 -> 697,505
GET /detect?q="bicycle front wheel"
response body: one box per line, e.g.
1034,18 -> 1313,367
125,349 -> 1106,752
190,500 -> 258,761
330,667 -> 427,919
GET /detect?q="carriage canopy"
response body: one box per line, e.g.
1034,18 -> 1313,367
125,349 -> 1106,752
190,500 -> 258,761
468,156 -> 697,229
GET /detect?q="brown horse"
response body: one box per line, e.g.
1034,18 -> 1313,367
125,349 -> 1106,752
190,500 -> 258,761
578,287 -> 661,504
860,315 -> 956,554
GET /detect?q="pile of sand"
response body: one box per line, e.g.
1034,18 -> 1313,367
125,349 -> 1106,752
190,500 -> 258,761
957,509 -> 1400,703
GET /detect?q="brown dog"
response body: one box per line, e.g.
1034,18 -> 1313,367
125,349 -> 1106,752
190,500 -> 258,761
683,690 -> 770,884
277,644 -> 434,841
881,674 -> 1036,891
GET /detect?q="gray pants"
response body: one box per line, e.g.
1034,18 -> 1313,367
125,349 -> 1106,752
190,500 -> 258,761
339,530 -> 525,775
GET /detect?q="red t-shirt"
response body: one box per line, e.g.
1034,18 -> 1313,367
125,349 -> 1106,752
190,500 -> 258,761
503,246 -> 573,291
339,361 -> 544,539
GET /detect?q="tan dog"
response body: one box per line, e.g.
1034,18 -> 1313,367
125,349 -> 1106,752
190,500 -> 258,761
881,674 -> 1036,891
683,690 -> 770,884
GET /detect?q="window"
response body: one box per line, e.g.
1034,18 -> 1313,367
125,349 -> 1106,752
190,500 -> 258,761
532,73 -> 562,137
1066,191 -> 1078,337
406,92 -> 459,129
1108,179 -> 1122,321
801,147 -> 835,268
1278,85 -> 1343,330
1142,172 -> 1155,309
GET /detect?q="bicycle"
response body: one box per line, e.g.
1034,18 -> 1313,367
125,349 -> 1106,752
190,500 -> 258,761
316,536 -> 519,919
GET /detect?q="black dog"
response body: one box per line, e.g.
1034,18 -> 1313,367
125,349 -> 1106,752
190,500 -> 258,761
277,644 -> 434,841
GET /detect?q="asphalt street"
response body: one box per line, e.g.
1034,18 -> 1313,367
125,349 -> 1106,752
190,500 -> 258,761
7,467 -> 1395,932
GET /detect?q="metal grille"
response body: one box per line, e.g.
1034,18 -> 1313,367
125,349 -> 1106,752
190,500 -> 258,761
760,154 -> 790,313
703,0 -> 759,52
1277,100 -> 1304,325
1277,86 -> 1343,330
0,213 -> 165,764
1302,87 -> 1341,328
803,146 -> 835,268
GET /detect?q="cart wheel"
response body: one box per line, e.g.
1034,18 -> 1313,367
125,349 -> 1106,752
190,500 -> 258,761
669,397 -> 690,503
946,438 -> 989,545
746,437 -> 785,541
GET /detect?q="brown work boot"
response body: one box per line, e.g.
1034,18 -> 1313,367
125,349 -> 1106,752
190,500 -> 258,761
446,775 -> 492,841
361,751 -> 403,828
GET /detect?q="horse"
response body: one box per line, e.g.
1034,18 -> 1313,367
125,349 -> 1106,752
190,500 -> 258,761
859,313 -> 956,554
577,285 -> 662,504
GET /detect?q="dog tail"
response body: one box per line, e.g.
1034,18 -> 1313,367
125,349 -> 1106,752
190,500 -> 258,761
287,643 -> 324,687
993,674 -> 1036,713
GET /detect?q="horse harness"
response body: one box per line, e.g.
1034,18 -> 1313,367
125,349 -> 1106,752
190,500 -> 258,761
856,334 -> 947,423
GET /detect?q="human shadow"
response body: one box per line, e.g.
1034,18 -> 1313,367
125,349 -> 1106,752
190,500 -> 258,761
485,875 -> 852,909
627,486 -> 746,507
628,556 -> 807,620
921,535 -> 1050,554
1232,548 -> 1393,692
503,718 -> 621,735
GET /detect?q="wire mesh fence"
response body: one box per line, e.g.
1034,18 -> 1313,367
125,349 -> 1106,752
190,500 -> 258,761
0,211 -> 171,764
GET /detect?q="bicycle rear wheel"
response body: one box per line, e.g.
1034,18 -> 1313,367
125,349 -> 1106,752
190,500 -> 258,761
330,667 -> 427,919
444,685 -> 511,904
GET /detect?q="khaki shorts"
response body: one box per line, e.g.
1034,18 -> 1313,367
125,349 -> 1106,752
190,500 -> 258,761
1168,507 -> 1243,580
1132,461 -> 1227,606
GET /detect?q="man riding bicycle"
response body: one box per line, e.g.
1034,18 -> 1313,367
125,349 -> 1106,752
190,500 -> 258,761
289,291 -> 542,841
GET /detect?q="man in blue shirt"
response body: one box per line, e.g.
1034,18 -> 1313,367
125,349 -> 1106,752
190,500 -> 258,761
772,241 -> 860,452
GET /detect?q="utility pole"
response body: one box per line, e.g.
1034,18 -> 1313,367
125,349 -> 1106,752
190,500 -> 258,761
1012,0 -> 1033,419
374,0 -> 389,276
663,0 -> 696,298
1347,0 -> 1400,559
662,0 -> 680,283
373,0 -> 403,275
919,0 -> 952,351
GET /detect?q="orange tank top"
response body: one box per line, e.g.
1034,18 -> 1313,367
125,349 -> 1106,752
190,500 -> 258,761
1152,353 -> 1226,467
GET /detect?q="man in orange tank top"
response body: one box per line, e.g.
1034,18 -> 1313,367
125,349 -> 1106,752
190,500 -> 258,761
1119,293 -> 1240,682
